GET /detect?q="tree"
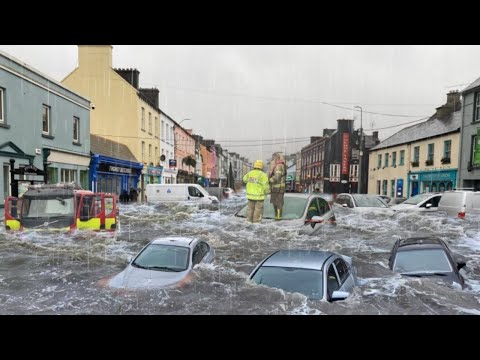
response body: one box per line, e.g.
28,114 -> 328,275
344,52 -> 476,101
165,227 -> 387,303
228,162 -> 235,189
182,155 -> 197,171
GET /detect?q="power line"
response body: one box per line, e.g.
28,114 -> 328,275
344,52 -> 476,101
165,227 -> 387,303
148,83 -> 430,118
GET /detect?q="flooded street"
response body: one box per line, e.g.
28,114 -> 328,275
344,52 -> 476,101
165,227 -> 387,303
1,192 -> 480,315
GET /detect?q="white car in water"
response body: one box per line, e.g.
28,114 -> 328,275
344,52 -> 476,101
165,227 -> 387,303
390,193 -> 442,212
102,236 -> 215,290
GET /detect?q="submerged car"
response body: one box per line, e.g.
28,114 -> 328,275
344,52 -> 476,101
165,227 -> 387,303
223,187 -> 235,198
106,236 -> 215,290
390,193 -> 441,212
333,193 -> 393,213
388,237 -> 466,289
249,250 -> 356,301
234,193 -> 335,234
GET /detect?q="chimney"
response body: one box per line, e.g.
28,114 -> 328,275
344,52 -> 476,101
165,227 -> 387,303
114,68 -> 140,89
323,129 -> 335,137
372,131 -> 379,140
446,90 -> 461,112
139,88 -> 159,108
337,119 -> 354,133
78,45 -> 113,72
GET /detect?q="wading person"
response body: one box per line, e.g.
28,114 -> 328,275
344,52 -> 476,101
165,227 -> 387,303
243,160 -> 269,223
268,152 -> 286,220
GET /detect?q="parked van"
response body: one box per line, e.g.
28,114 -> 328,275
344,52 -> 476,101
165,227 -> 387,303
437,190 -> 480,219
145,184 -> 219,205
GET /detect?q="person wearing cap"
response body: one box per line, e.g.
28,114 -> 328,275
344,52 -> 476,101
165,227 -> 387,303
268,152 -> 287,220
243,160 -> 269,223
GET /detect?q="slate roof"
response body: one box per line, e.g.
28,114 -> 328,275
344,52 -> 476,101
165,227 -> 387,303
462,76 -> 480,94
371,111 -> 461,151
90,135 -> 138,162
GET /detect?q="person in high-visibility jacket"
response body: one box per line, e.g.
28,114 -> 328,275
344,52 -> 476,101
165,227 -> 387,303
268,152 -> 287,220
243,160 -> 269,223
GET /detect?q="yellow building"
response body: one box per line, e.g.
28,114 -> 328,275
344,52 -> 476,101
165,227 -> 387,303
62,45 -> 162,197
368,92 -> 461,198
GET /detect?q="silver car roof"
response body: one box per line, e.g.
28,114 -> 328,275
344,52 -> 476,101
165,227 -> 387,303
261,250 -> 336,270
150,237 -> 197,247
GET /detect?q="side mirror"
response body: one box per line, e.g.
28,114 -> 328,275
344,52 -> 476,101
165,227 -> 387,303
331,290 -> 350,301
457,261 -> 466,270
310,216 -> 323,223
342,203 -> 348,208
425,203 -> 432,208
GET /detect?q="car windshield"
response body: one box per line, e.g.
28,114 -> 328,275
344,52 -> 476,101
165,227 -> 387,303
236,196 -> 308,219
403,193 -> 434,205
352,195 -> 388,208
393,249 -> 453,274
132,244 -> 190,272
22,196 -> 75,218
251,266 -> 323,299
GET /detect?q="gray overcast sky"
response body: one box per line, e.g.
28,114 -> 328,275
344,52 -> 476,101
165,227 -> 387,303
2,45 -> 480,163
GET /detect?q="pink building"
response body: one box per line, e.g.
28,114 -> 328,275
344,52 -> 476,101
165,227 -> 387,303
174,125 -> 196,183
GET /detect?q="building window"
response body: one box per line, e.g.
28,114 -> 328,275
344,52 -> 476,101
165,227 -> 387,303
73,117 -> 80,143
392,152 -> 397,167
399,150 -> 405,165
377,154 -> 382,169
149,144 -> 152,164
376,180 -> 381,195
0,88 -> 4,124
141,141 -> 145,162
475,92 -> 480,122
47,168 -> 57,184
391,180 -> 395,198
427,143 -> 434,164
413,146 -> 420,162
42,105 -> 50,135
382,180 -> 387,195
155,147 -> 158,164
384,153 -> 389,167
141,107 -> 145,130
148,112 -> 152,134
80,170 -> 88,189
155,116 -> 158,137
472,132 -> 480,166
330,164 -> 340,181
442,140 -> 451,161
349,164 -> 358,178
61,169 -> 77,183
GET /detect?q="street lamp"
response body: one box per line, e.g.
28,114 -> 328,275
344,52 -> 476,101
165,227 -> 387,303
354,106 -> 363,194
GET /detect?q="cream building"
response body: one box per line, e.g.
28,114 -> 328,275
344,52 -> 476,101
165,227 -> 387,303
368,92 -> 461,198
62,45 -> 163,197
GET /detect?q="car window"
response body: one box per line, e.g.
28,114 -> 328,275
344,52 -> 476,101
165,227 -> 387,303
317,197 -> 330,215
199,241 -> 210,260
404,193 -> 435,205
306,199 -> 320,220
188,186 -> 202,197
132,244 -> 189,271
251,266 -> 323,300
393,249 -> 453,274
192,244 -> 205,265
327,264 -> 340,296
334,258 -> 350,284
352,194 -> 388,208
345,196 -> 354,208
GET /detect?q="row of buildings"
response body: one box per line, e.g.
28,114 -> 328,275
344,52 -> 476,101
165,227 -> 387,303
286,78 -> 480,199
0,46 -> 251,206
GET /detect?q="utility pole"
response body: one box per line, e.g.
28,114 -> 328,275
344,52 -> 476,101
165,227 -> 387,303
354,106 -> 363,194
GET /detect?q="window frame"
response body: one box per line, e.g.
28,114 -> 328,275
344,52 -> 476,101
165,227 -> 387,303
0,87 -> 4,124
42,104 -> 51,135
399,150 -> 405,165
474,92 -> 480,122
73,116 -> 80,143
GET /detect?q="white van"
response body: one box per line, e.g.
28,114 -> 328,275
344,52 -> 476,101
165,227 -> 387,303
145,184 -> 219,205
437,190 -> 480,219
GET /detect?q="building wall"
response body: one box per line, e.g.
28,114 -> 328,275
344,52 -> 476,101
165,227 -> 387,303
62,45 -> 159,165
0,51 -> 90,205
459,89 -> 480,187
368,132 -> 460,197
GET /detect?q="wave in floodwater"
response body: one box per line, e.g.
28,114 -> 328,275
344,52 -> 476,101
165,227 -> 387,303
1,198 -> 480,314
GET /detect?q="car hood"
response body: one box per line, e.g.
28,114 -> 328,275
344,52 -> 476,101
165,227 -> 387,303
391,203 -> 416,211
108,265 -> 190,289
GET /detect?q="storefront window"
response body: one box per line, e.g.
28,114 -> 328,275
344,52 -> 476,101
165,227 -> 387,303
439,182 -> 445,192
431,183 -> 437,192
47,167 -> 57,183
80,170 -> 88,190
446,181 -> 453,190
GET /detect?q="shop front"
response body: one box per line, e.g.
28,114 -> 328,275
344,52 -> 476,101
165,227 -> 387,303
408,169 -> 457,196
146,166 -> 163,184
90,154 -> 143,196
162,167 -> 177,184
